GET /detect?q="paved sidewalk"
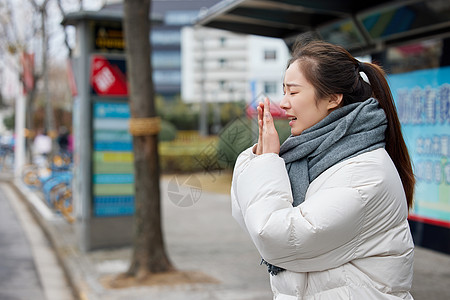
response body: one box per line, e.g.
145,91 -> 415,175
0,181 -> 74,300
5,172 -> 450,300
0,183 -> 46,300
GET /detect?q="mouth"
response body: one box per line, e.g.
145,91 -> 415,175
286,115 -> 297,126
286,114 -> 297,121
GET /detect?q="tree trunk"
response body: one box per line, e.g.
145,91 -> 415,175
123,0 -> 174,278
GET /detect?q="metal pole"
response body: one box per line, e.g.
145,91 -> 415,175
41,5 -> 54,140
14,93 -> 26,177
199,27 -> 208,136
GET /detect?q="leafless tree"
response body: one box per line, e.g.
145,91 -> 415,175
29,0 -> 55,138
55,0 -> 73,57
0,0 -> 80,158
0,0 -> 41,160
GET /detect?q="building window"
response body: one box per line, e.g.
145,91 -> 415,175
153,70 -> 181,85
219,58 -> 227,68
264,81 -> 277,94
152,51 -> 181,68
264,49 -> 277,61
219,80 -> 227,90
151,30 -> 180,46
219,37 -> 226,47
165,11 -> 199,25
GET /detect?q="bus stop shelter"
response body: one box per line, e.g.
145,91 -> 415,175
197,0 -> 450,254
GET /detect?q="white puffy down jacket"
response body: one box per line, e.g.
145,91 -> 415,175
231,147 -> 414,299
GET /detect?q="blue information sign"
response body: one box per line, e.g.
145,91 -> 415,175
92,101 -> 135,217
389,66 -> 450,227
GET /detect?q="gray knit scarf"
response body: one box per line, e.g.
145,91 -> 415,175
261,98 -> 387,275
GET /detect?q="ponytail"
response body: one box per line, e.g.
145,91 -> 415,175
360,62 -> 415,209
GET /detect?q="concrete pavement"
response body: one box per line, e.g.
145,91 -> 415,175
0,183 -> 46,300
0,181 -> 74,300
3,172 -> 450,300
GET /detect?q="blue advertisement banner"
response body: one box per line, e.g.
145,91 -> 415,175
92,101 -> 135,217
389,66 -> 450,226
93,102 -> 130,118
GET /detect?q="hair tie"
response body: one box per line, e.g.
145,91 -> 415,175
358,61 -> 364,71
352,61 -> 363,92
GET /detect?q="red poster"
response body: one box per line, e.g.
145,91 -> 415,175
90,55 -> 128,96
21,52 -> 35,94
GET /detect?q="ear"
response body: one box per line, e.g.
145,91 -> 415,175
327,94 -> 343,110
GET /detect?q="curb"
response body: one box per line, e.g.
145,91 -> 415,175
7,178 -> 97,300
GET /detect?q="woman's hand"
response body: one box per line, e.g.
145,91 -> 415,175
254,98 -> 280,155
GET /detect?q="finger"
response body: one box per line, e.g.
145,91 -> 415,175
263,97 -> 273,125
257,104 -> 262,124
258,102 -> 264,122
256,105 -> 263,155
264,97 -> 270,114
257,106 -> 264,130
257,108 -> 263,138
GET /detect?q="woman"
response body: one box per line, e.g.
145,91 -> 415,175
231,40 -> 415,299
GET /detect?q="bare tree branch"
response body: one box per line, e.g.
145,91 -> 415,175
55,0 -> 72,57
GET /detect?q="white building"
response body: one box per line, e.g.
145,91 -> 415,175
181,26 -> 290,105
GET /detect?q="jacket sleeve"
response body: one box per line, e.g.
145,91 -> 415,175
232,152 -> 366,273
230,146 -> 258,232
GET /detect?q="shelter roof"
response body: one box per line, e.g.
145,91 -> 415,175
197,0 -> 450,55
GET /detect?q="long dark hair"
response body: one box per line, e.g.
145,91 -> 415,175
289,40 -> 415,210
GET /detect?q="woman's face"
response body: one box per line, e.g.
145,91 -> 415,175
280,60 -> 334,136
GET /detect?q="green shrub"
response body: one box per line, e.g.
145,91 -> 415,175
157,97 -> 248,132
158,119 -> 177,141
216,118 -> 256,169
157,117 -> 291,172
159,136 -> 219,173
3,113 -> 14,131
157,98 -> 199,130
216,117 -> 291,169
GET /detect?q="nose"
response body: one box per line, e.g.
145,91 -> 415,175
280,94 -> 290,110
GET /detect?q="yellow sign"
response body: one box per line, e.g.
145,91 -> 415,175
94,25 -> 125,52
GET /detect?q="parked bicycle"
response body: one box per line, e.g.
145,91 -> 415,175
0,143 -> 14,171
21,152 -> 74,223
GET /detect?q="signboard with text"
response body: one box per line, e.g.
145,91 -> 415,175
389,66 -> 450,228
66,13 -> 134,250
94,24 -> 125,52
92,101 -> 135,217
90,54 -> 134,217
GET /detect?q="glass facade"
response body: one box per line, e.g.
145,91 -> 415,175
165,11 -> 199,25
152,10 -> 205,98
151,30 -> 180,46
152,51 -> 181,68
153,70 -> 181,85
